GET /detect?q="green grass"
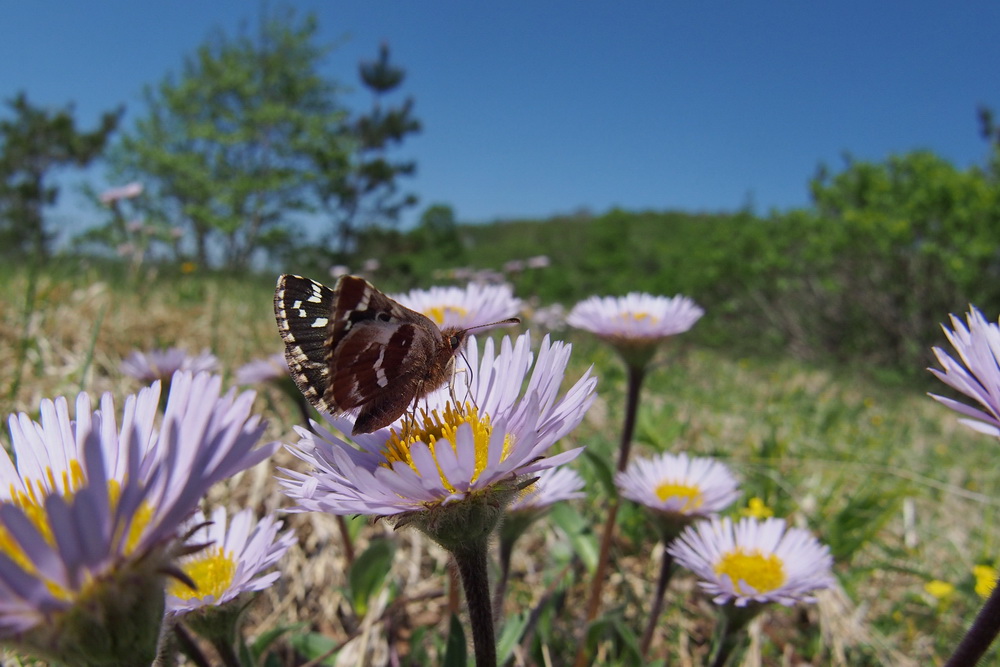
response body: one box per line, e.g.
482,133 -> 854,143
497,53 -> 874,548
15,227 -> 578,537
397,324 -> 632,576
0,259 -> 994,665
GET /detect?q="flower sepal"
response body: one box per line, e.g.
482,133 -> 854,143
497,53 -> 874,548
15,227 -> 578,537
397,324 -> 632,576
648,510 -> 701,543
15,554 -> 170,667
398,475 -> 533,553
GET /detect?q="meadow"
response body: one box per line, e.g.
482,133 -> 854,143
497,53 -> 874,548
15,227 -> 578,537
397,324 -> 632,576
0,250 -> 994,666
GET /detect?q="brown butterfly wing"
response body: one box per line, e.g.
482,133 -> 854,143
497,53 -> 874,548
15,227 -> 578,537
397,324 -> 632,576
327,319 -> 445,433
274,274 -> 340,416
276,273 -> 459,435
326,276 -> 459,434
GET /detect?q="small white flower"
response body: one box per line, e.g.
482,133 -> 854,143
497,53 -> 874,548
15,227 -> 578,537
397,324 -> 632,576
616,452 -> 739,518
393,283 -> 523,330
99,181 -> 143,205
667,517 -> 834,607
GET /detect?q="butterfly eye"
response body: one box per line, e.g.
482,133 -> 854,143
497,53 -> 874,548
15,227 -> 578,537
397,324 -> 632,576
377,313 -> 392,322
450,335 -> 462,349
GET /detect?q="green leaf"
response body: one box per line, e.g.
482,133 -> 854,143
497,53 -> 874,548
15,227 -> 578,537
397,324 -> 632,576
347,537 -> 397,616
442,612 -> 468,667
549,503 -> 599,572
288,632 -> 340,665
582,447 -> 617,497
496,611 -> 530,666
250,622 -> 305,661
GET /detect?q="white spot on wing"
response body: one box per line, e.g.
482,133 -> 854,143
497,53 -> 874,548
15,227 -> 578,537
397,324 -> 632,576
374,348 -> 388,387
312,317 -> 328,328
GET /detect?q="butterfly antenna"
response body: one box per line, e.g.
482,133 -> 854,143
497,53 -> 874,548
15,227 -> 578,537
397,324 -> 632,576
460,317 -> 521,335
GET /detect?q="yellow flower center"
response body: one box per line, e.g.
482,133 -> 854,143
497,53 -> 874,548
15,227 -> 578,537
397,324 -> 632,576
715,548 -> 786,595
654,481 -> 702,513
620,311 -> 658,324
169,546 -> 236,601
0,462 -> 154,600
426,305 -> 469,325
382,403 -> 512,495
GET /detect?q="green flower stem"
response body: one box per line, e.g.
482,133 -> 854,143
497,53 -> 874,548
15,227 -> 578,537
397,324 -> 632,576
615,364 -> 647,473
709,604 -> 763,667
639,546 -> 675,658
492,531 -> 515,626
493,510 -> 538,626
452,539 -> 497,667
574,363 -> 647,667
944,574 -> 1000,667
336,515 -> 356,566
172,623 -> 212,667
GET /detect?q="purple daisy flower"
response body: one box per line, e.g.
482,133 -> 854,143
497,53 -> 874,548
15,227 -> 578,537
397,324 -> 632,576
278,332 -> 597,519
929,306 -> 1000,437
667,516 -> 834,608
567,292 -> 704,343
393,283 -> 523,330
567,292 -> 704,370
0,372 -> 276,662
121,346 -> 219,383
235,353 -> 290,385
508,466 -> 586,513
617,452 -> 739,519
167,506 -> 296,615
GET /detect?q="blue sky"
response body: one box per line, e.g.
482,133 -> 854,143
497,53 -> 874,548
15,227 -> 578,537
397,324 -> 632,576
3,1 -> 999,240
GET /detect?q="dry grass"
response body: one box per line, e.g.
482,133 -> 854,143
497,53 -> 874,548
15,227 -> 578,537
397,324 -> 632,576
0,264 -> 996,665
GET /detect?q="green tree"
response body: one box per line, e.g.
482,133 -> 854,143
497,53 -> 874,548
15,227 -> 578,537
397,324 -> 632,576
0,93 -> 120,260
319,43 -> 421,255
745,151 -> 1000,372
109,9 -> 352,270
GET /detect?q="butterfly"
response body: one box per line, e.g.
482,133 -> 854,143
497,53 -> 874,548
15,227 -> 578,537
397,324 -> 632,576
274,274 -> 519,435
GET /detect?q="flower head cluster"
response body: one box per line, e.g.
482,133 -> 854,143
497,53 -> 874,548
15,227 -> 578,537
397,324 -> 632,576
279,333 -> 596,546
929,306 -> 1000,437
0,372 -> 276,661
668,516 -> 834,608
167,506 -> 296,615
617,452 -> 738,538
393,283 -> 523,330
122,346 -> 219,383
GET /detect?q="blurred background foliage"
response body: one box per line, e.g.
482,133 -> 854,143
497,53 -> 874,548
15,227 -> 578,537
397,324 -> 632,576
0,7 -> 998,381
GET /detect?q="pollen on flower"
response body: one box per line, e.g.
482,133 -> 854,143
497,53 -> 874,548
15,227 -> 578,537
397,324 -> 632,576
621,311 -> 657,324
169,546 -> 236,601
382,403 -> 512,492
654,481 -> 703,512
1,461 -> 89,565
715,548 -> 786,595
426,305 -> 469,326
0,471 -> 156,581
